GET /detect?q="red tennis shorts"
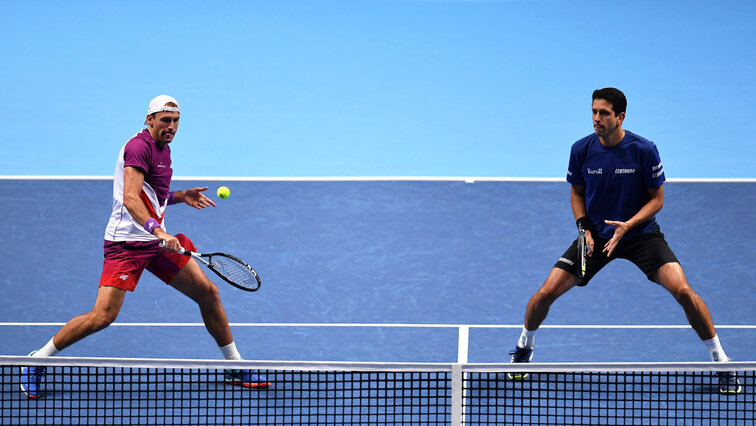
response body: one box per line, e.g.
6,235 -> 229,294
99,234 -> 197,291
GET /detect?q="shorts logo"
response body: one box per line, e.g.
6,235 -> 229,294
119,274 -> 129,281
558,257 -> 574,266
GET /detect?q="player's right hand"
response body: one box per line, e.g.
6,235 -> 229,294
158,233 -> 182,253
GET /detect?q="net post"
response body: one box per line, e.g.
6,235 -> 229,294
453,325 -> 469,424
450,363 -> 464,426
457,326 -> 469,363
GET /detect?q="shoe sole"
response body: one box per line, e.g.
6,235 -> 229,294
20,367 -> 41,399
225,379 -> 271,388
720,386 -> 742,395
19,383 -> 40,399
506,372 -> 529,380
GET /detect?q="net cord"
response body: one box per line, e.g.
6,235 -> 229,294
2,356 -> 755,373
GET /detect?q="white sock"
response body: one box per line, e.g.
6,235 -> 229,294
33,338 -> 60,357
517,326 -> 536,349
703,335 -> 728,362
220,341 -> 242,360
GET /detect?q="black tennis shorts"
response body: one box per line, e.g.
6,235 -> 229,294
554,231 -> 679,286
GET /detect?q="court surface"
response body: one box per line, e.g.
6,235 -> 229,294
1,179 -> 754,364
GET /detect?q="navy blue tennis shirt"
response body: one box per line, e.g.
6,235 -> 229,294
567,130 -> 666,240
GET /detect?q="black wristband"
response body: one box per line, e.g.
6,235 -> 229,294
576,217 -> 592,232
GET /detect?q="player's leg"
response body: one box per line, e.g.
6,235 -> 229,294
32,240 -> 151,356
631,233 -> 723,354
147,234 -> 234,347
21,240 -> 154,398
508,236 -> 611,379
168,258 -> 234,347
523,268 -> 580,331
507,268 -> 580,379
21,286 -> 126,398
631,230 -> 739,394
515,240 -> 605,353
652,262 -> 741,394
522,234 -> 610,335
168,258 -> 269,388
652,262 -> 715,341
51,286 -> 127,350
153,234 -> 269,388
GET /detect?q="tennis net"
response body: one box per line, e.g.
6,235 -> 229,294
1,356 -> 753,425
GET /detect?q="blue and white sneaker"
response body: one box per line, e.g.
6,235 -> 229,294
224,369 -> 270,388
718,371 -> 742,395
507,346 -> 534,380
20,351 -> 46,399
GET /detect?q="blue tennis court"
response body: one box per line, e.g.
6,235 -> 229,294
1,178 -> 754,362
1,178 -> 754,424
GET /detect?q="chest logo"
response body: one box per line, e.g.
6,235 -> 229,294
587,168 -> 603,175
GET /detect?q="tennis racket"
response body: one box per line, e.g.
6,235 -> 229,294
577,227 -> 587,278
159,240 -> 261,292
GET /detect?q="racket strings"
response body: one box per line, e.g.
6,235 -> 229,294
211,256 -> 259,290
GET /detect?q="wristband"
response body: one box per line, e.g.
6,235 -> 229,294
576,216 -> 592,232
167,191 -> 176,205
144,218 -> 160,234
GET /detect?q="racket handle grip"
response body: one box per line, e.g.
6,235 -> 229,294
158,239 -> 186,255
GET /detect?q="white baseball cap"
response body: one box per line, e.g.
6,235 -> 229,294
144,95 -> 180,125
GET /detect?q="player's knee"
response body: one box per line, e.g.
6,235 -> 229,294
90,311 -> 117,331
673,286 -> 698,306
197,280 -> 222,305
532,288 -> 557,307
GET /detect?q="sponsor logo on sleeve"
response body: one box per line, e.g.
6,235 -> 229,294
652,162 -> 664,178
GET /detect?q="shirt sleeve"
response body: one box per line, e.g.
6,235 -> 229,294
123,138 -> 151,174
566,143 -> 585,186
644,143 -> 665,189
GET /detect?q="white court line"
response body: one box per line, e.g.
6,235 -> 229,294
1,322 -> 754,329
1,176 -> 756,183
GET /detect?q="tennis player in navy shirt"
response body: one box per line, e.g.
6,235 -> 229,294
508,88 -> 740,394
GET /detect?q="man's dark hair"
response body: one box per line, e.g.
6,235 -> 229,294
592,88 -> 627,115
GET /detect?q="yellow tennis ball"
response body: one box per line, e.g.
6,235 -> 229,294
217,186 -> 230,199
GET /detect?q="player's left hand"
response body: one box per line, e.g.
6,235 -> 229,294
183,187 -> 217,209
603,220 -> 630,257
